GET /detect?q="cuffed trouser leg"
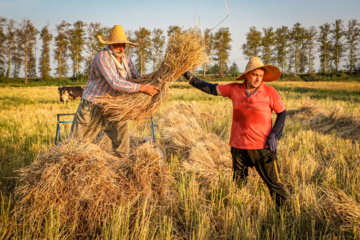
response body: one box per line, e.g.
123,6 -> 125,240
231,147 -> 288,207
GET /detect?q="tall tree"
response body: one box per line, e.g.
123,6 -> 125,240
134,27 -> 152,75
330,19 -> 346,72
345,19 -> 360,73
39,24 -> 53,79
202,28 -> 213,78
289,23 -> 305,75
261,27 -> 275,64
298,36 -> 308,74
4,19 -> 16,79
212,27 -> 232,77
17,19 -> 39,83
124,30 -> 135,58
0,17 -> 6,77
27,45 -> 37,78
12,47 -> 22,78
85,22 -> 107,76
228,61 -> 240,77
151,28 -> 165,71
167,25 -> 181,37
274,26 -> 289,73
54,20 -> 71,78
68,20 -> 87,78
318,23 -> 332,73
242,26 -> 262,58
305,26 -> 317,74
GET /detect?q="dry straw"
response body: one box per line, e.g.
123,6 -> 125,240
95,28 -> 209,124
158,102 -> 232,183
316,188 -> 360,233
14,139 -> 172,237
288,100 -> 360,142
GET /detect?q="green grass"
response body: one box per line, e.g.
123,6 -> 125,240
0,80 -> 360,239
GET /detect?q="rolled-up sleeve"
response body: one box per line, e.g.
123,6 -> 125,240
96,51 -> 140,93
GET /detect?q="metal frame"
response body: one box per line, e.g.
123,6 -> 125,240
54,113 -> 157,146
54,113 -> 75,145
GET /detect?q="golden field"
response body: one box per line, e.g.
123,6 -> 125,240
0,80 -> 359,239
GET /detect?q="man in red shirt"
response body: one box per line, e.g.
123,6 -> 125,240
183,56 -> 288,208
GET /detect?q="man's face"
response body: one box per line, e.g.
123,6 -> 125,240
245,68 -> 264,89
110,43 -> 126,57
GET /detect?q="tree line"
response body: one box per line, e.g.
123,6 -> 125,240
0,17 -> 233,83
0,17 -> 359,83
242,19 -> 360,76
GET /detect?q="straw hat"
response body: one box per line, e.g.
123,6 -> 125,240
235,56 -> 281,82
97,25 -> 138,47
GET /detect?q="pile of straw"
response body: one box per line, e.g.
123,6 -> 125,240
158,102 -> 232,182
288,101 -> 360,142
14,139 -> 172,237
316,188 -> 360,233
95,28 -> 208,124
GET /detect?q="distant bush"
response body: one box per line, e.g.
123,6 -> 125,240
0,77 -> 87,87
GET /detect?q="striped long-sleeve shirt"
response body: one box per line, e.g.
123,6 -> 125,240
82,46 -> 142,103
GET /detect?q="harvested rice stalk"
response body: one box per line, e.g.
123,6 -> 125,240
95,28 -> 208,124
316,188 -> 360,233
158,102 -> 232,183
14,139 -> 172,238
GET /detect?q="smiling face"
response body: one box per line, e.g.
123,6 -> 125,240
245,68 -> 265,90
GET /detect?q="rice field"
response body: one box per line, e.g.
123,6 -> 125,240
0,80 -> 359,239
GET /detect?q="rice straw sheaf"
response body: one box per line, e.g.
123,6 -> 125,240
316,188 -> 360,233
158,103 -> 232,183
95,28 -> 209,124
288,101 -> 360,142
14,139 -> 172,237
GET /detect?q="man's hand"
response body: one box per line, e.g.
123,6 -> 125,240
265,132 -> 277,151
183,71 -> 193,81
139,83 -> 160,96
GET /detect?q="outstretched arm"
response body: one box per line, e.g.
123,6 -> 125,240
183,71 -> 223,96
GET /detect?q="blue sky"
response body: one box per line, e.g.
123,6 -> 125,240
1,0 -> 360,74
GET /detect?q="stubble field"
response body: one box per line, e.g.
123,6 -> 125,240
0,80 -> 360,239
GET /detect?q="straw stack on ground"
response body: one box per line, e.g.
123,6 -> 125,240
316,188 -> 360,233
158,102 -> 232,183
288,100 -> 360,142
95,28 -> 208,124
14,139 -> 172,237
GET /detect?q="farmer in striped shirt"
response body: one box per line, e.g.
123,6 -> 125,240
70,25 -> 159,157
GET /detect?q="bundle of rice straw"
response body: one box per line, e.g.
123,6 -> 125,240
14,139 -> 172,237
95,28 -> 208,124
316,188 -> 360,233
158,102 -> 232,183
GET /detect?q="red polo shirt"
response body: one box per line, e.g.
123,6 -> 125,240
218,82 -> 285,149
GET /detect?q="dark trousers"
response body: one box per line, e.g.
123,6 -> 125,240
231,147 -> 288,207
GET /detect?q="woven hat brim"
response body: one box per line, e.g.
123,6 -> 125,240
97,35 -> 138,47
235,65 -> 281,82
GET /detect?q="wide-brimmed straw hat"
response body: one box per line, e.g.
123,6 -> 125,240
235,56 -> 281,82
97,25 -> 138,47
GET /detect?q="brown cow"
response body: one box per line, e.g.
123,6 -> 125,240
58,86 -> 84,104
